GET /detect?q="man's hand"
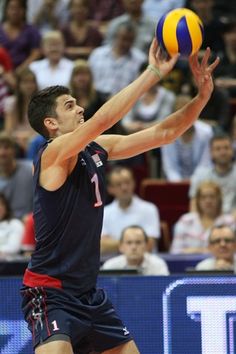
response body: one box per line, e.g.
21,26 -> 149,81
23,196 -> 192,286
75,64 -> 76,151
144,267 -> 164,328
148,38 -> 179,79
189,48 -> 220,100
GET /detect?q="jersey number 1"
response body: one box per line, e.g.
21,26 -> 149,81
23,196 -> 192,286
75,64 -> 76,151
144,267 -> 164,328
91,173 -> 103,207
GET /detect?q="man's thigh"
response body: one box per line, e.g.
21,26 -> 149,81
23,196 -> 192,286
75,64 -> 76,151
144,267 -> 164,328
102,340 -> 140,354
35,339 -> 73,354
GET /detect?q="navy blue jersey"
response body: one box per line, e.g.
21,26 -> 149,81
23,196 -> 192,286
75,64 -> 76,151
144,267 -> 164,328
23,141 -> 108,294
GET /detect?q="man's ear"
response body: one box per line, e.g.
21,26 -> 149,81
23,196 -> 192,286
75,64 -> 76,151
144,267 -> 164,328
44,117 -> 58,131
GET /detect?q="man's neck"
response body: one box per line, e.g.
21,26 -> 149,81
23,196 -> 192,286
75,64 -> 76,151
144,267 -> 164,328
118,197 -> 133,209
214,163 -> 232,175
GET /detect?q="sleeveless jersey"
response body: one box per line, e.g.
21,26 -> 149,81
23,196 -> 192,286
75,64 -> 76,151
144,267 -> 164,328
23,141 -> 108,294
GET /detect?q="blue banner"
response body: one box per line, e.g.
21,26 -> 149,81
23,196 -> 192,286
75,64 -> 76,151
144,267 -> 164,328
1,276 -> 236,354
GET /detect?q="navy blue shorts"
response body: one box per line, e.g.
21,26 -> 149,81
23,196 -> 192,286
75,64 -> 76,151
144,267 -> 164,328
21,286 -> 132,353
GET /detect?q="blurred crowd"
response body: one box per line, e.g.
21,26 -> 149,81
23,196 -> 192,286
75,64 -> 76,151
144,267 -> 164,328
0,0 -> 236,275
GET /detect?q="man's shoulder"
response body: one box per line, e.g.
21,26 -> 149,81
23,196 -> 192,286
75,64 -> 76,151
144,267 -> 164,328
102,255 -> 126,269
133,195 -> 158,210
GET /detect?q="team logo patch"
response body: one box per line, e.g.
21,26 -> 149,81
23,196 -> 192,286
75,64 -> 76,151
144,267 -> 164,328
92,153 -> 103,167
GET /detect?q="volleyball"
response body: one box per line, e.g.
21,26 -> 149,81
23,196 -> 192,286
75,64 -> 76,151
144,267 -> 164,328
156,8 -> 204,57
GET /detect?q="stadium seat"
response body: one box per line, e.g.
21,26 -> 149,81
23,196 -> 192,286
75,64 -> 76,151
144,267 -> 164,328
140,179 -> 190,251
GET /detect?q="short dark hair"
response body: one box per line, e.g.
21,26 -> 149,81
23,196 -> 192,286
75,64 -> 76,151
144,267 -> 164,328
209,224 -> 236,243
210,132 -> 232,147
120,225 -> 148,243
28,85 -> 70,139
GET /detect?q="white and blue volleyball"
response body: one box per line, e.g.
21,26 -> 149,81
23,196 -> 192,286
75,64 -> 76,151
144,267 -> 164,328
156,8 -> 204,57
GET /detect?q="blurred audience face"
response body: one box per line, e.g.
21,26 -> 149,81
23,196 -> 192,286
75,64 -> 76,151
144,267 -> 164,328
209,226 -> 236,262
210,138 -> 233,167
119,227 -> 147,265
223,25 -> 236,52
0,142 -> 15,170
69,0 -> 89,22
4,0 -> 26,24
108,168 -> 135,203
42,32 -> 65,63
122,0 -> 143,14
70,64 -> 92,92
190,0 -> 214,14
196,182 -> 222,217
18,70 -> 38,97
114,26 -> 135,55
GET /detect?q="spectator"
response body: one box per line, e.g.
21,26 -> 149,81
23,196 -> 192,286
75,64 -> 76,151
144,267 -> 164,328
89,22 -> 146,100
171,181 -> 235,254
29,30 -> 74,90
70,59 -> 105,120
0,0 -> 41,72
0,192 -> 24,257
189,133 -> 236,214
122,75 -> 176,133
215,17 -> 236,98
88,0 -> 124,22
231,114 -> 236,158
101,166 -> 160,254
0,46 -> 16,129
105,0 -> 155,53
61,0 -> 103,60
195,224 -> 236,271
161,95 -> 213,181
0,133 -> 33,219
30,0 -> 68,35
101,225 -> 169,275
27,0 -> 69,28
3,68 -> 38,153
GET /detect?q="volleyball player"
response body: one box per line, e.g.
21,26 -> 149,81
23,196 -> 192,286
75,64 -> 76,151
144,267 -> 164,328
21,39 -> 219,354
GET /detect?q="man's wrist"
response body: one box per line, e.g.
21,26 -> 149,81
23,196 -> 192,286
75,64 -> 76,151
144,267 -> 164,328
147,64 -> 162,80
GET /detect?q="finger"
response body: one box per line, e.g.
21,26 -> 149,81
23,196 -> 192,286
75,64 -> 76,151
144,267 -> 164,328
201,47 -> 211,68
208,56 -> 220,73
168,52 -> 180,67
189,52 -> 199,71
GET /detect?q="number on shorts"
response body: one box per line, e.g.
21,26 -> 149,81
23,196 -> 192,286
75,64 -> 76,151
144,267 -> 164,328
91,173 -> 103,207
52,320 -> 59,331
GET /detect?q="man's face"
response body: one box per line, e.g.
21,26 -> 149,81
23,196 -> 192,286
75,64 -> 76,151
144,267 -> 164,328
209,227 -> 236,261
211,139 -> 233,166
48,94 -> 84,135
114,27 -> 135,55
108,169 -> 135,202
43,37 -> 64,62
120,228 -> 147,265
0,144 -> 15,168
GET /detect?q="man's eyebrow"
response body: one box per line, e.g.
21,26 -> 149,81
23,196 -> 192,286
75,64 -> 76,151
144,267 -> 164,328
64,98 -> 76,106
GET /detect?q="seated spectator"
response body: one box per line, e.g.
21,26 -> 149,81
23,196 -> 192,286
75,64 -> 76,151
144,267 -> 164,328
195,224 -> 236,271
0,133 -> 33,219
0,0 -> 41,73
189,133 -> 236,215
161,105 -> 213,182
61,0 -> 103,60
70,60 -> 105,120
104,0 -> 155,53
29,30 -> 74,90
215,17 -> 236,98
171,181 -> 235,254
122,78 -> 176,134
101,225 -> 169,275
88,0 -> 124,23
0,46 -> 16,129
101,166 -> 160,254
89,22 -> 146,100
3,68 -> 38,153
27,0 -> 69,29
30,0 -> 68,35
21,212 -> 35,256
0,192 -> 24,257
